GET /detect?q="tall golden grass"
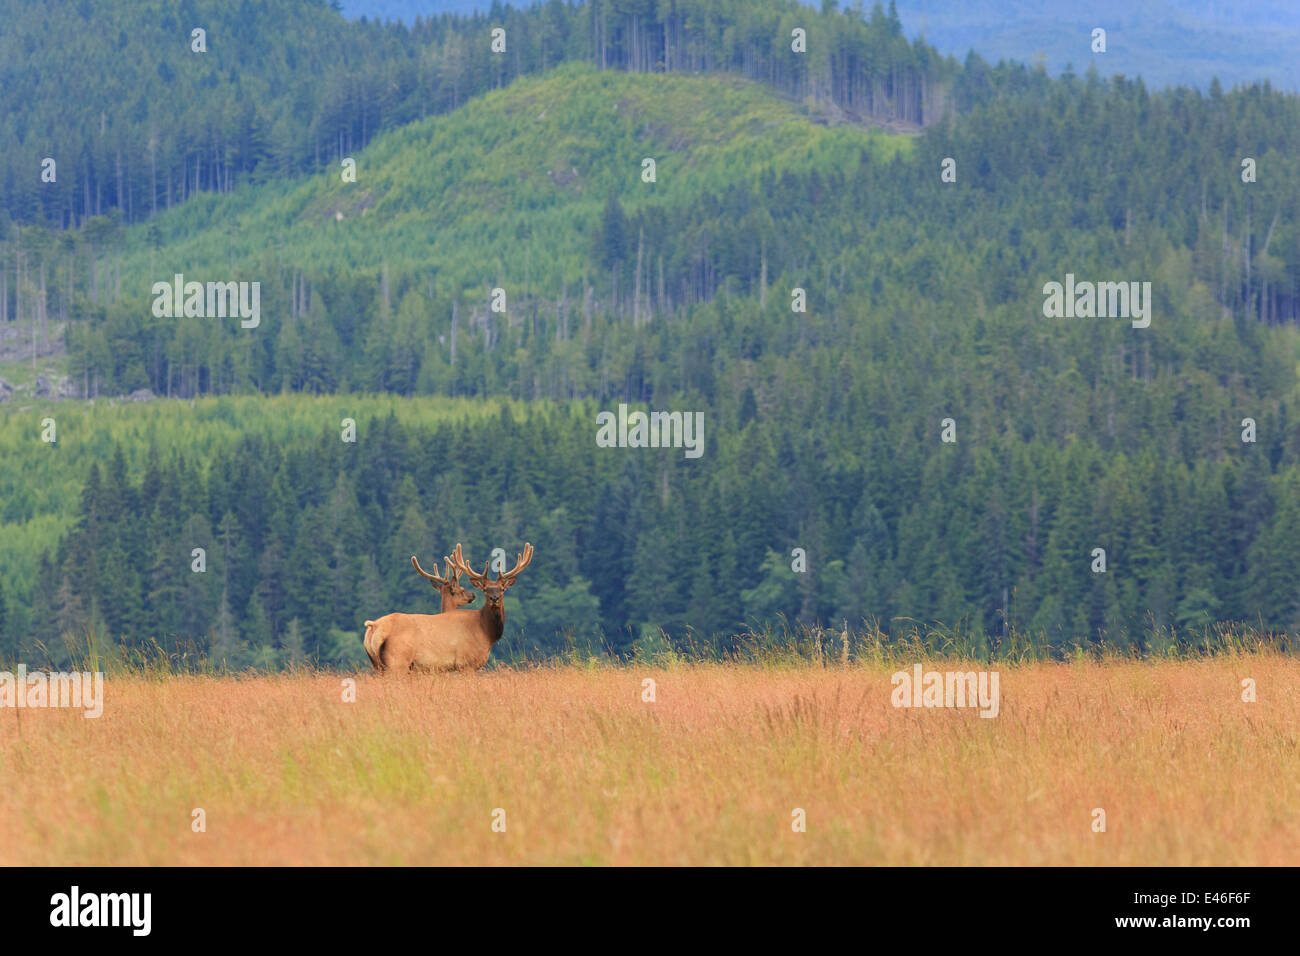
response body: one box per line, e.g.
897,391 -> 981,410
1,651 -> 1295,865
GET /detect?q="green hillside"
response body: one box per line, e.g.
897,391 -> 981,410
117,63 -> 909,293
0,0 -> 946,230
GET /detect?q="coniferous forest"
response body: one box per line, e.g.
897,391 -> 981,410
2,0 -> 1300,668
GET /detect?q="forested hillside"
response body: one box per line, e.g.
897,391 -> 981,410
29,61 -> 1300,404
64,64 -> 908,398
0,0 -> 947,230
3,0 -> 1300,667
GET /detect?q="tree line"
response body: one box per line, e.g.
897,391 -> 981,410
6,394 -> 1298,669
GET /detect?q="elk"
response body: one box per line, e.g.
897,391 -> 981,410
362,555 -> 473,672
411,554 -> 473,612
364,543 -> 534,674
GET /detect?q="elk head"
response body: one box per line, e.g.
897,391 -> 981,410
448,542 -> 534,615
410,554 -> 473,612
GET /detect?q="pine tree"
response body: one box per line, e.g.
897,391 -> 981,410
594,192 -> 627,271
210,586 -> 241,667
281,618 -> 306,666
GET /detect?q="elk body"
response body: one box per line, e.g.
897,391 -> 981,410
362,555 -> 472,672
364,543 -> 534,674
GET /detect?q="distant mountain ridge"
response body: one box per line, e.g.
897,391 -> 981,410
892,0 -> 1300,92
341,0 -> 1300,91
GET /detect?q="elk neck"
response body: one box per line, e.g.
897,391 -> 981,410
478,601 -> 506,644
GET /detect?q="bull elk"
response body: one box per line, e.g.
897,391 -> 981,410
362,555 -> 473,671
364,543 -> 534,674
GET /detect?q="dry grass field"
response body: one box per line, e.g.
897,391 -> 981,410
1,655 -> 1297,865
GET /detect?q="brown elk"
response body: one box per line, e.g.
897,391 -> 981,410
364,543 -> 534,674
362,555 -> 473,671
411,554 -> 474,611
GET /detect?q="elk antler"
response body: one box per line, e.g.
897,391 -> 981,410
448,543 -> 534,588
498,542 -> 534,586
448,543 -> 492,589
411,554 -> 449,586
